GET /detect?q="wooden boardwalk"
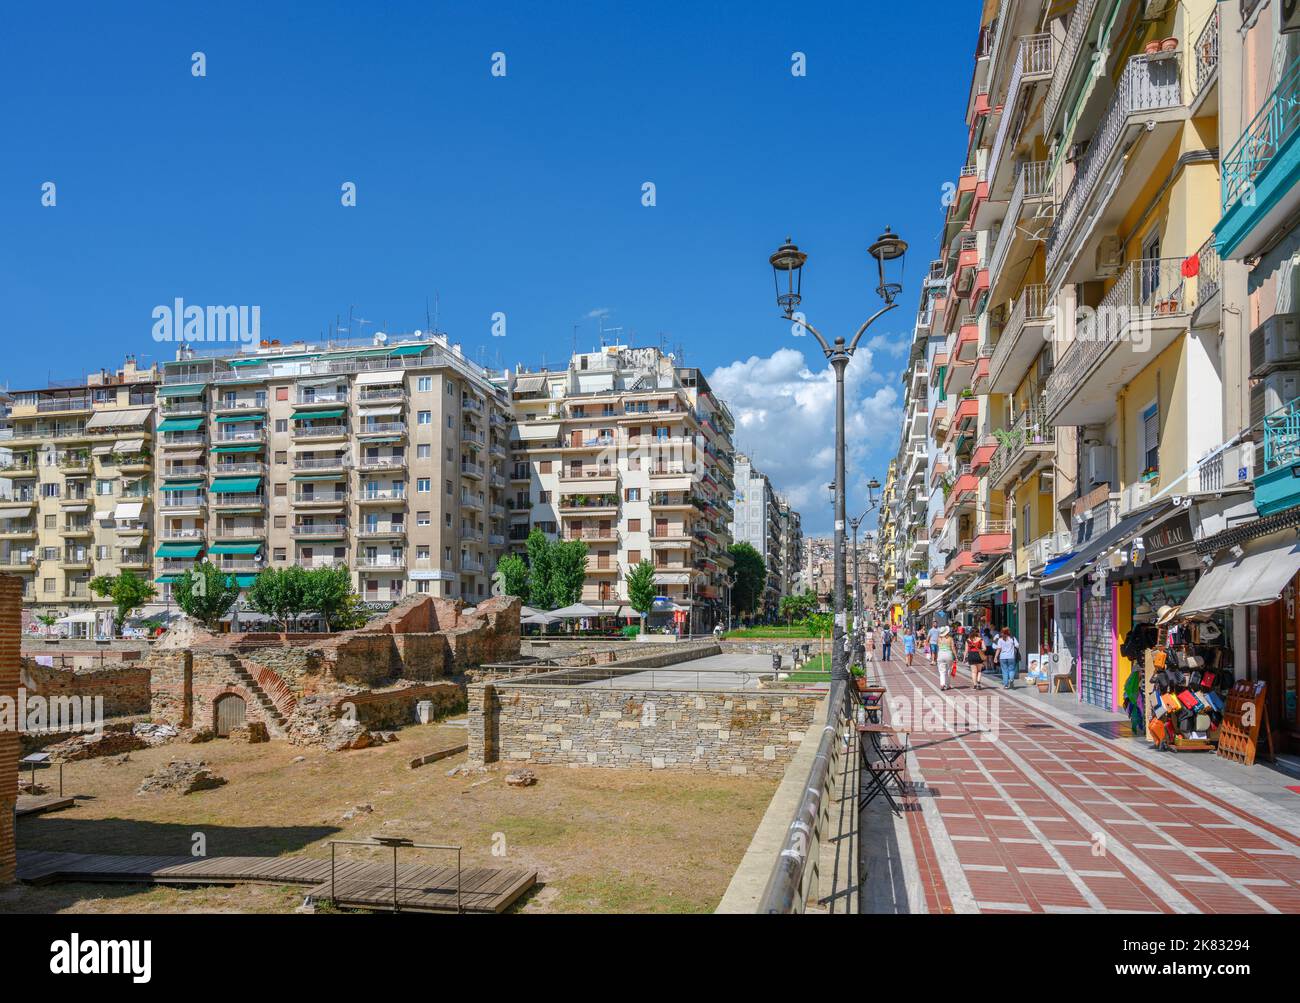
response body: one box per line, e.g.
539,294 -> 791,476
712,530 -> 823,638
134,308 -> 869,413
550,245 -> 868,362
16,851 -> 536,913
15,794 -> 76,817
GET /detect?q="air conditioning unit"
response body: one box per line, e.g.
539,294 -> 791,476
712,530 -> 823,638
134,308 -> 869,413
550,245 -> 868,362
1248,313 -> 1300,377
1122,480 -> 1152,514
1085,444 -> 1113,489
1250,369 -> 1300,428
1096,235 -> 1124,277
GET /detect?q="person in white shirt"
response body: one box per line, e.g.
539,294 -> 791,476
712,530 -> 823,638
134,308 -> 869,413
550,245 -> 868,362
995,627 -> 1020,689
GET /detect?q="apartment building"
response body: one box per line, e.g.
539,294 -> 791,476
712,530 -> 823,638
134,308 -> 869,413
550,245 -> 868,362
731,454 -> 783,615
775,499 -> 804,598
504,346 -> 735,631
0,357 -> 159,618
155,333 -> 511,605
892,0 -> 1245,718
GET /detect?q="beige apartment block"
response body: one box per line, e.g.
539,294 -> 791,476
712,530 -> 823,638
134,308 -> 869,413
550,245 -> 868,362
503,346 -> 736,632
0,357 -> 158,620
154,334 -> 511,608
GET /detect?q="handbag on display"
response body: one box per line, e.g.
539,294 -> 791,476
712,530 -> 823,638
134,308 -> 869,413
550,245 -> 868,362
1148,719 -> 1167,743
1152,670 -> 1171,692
1178,690 -> 1199,710
1206,691 -> 1225,712
1162,694 -> 1183,714
1195,713 -> 1212,732
1152,650 -> 1168,670
1200,671 -> 1216,689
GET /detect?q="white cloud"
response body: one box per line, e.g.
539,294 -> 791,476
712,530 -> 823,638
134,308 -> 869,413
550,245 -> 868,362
708,347 -> 900,534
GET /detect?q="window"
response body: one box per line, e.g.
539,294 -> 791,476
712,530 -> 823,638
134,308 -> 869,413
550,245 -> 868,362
274,482 -> 287,497
418,478 -> 431,493
625,488 -> 640,501
418,377 -> 432,392
540,460 -> 552,474
1142,403 -> 1160,475
96,480 -> 113,496
417,444 -> 431,459
274,515 -> 287,528
275,419 -> 288,433
447,381 -> 456,396
628,518 -> 641,532
275,451 -> 287,464
628,549 -> 642,564
418,411 -> 431,425
445,513 -> 452,527
446,480 -> 453,495
276,387 -> 289,401
417,511 -> 431,526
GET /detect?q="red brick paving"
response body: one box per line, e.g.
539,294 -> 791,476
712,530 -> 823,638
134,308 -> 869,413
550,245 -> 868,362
868,653 -> 1300,914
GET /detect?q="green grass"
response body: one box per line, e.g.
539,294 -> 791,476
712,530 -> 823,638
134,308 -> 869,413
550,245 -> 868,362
726,626 -> 823,639
778,652 -> 832,683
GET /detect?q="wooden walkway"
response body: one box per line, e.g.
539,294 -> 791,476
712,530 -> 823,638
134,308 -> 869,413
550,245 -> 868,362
15,794 -> 76,817
16,851 -> 536,913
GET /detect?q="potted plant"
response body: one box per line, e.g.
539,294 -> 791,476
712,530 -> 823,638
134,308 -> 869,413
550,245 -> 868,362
850,664 -> 868,692
1144,39 -> 1162,55
1161,37 -> 1178,53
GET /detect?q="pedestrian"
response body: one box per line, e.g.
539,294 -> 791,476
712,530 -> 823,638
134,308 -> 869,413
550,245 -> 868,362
902,625 -> 916,666
995,627 -> 1021,689
966,627 -> 985,690
936,626 -> 957,691
881,625 -> 893,663
927,621 -> 940,663
864,623 -> 875,661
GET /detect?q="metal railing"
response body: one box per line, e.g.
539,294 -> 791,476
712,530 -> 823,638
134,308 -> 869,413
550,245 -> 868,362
1048,54 -> 1183,270
989,283 -> 1050,388
1194,6 -> 1220,97
1224,51 -> 1300,213
989,399 -> 1054,484
1045,0 -> 1102,128
327,838 -> 462,914
988,35 -> 1055,186
989,161 -> 1052,284
1265,399 -> 1300,475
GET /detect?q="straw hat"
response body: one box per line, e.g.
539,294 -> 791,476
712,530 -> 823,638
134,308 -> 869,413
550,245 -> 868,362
939,626 -> 951,638
1155,605 -> 1182,627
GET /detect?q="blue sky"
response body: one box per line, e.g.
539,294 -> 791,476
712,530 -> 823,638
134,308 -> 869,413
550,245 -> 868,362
2,0 -> 973,532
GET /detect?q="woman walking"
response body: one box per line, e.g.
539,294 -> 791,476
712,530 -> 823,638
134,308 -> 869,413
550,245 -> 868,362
936,626 -> 957,691
966,627 -> 986,690
995,627 -> 1020,689
902,625 -> 916,666
982,624 -> 997,681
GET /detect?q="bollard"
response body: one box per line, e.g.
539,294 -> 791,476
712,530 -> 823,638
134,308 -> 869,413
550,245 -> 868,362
771,653 -> 782,674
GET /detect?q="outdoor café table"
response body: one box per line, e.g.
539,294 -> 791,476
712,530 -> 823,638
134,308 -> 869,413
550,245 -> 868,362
857,686 -> 887,724
857,723 -> 910,816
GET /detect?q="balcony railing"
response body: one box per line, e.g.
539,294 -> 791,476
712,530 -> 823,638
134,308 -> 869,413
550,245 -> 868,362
989,400 -> 1054,485
988,35 -> 1054,186
1223,52 -> 1300,214
1264,399 -> 1300,476
989,283 -> 1049,386
356,387 -> 406,403
989,161 -> 1052,284
1194,6 -> 1219,97
1044,0 -> 1102,128
293,523 -> 349,536
357,455 -> 405,471
1046,258 -> 1198,417
295,391 -> 349,405
1048,54 -> 1183,270
294,455 -> 347,470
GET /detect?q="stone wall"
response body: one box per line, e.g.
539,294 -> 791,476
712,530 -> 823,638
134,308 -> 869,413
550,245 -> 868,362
467,681 -> 821,777
20,659 -> 151,719
721,639 -> 826,658
1,575 -> 22,883
289,681 -> 464,745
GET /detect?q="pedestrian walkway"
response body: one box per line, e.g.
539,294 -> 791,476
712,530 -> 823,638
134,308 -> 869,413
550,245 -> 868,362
862,652 -> 1300,914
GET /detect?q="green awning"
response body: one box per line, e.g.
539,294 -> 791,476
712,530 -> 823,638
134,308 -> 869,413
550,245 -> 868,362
211,476 -> 262,494
155,575 -> 179,584
161,481 -> 203,491
292,474 -> 345,482
362,437 -> 402,444
210,443 -> 262,454
292,409 -> 345,421
230,354 -> 310,367
158,384 -> 206,398
390,344 -> 429,357
155,543 -> 203,558
215,414 -> 264,423
208,543 -> 261,556
158,417 -> 203,432
234,575 -> 258,587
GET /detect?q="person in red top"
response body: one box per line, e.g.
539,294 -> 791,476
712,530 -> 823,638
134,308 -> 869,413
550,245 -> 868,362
965,629 -> 986,690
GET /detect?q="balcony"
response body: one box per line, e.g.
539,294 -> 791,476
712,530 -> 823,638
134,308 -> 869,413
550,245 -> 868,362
160,400 -> 207,417
565,527 -> 618,543
356,421 -> 405,439
212,398 -> 267,415
1047,53 -> 1184,280
356,387 -> 406,403
1193,6 -> 1219,104
460,555 -> 486,575
1219,51 -> 1300,261
989,162 -> 1053,298
292,523 -> 349,538
973,519 -> 1013,558
460,460 -> 484,480
160,526 -> 206,542
559,495 -> 618,516
212,523 -> 263,541
357,488 -> 406,505
988,400 -> 1055,491
294,490 -> 348,507
357,454 -> 406,472
1257,398 -> 1300,517
0,522 -> 36,539
357,556 -> 407,571
356,523 -> 406,539
986,34 -> 1055,194
161,433 -> 207,449
943,464 -> 978,516
294,455 -> 347,472
1046,257 -> 1205,426
294,390 -> 349,406
292,423 -> 348,440
59,523 -> 94,538
1044,0 -> 1103,130
989,284 -> 1050,393
0,555 -> 37,571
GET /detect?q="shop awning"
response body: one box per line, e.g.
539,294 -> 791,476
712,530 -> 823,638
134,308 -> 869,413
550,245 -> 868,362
1180,530 -> 1300,618
208,543 -> 261,556
157,384 -> 206,398
211,443 -> 262,453
113,501 -> 144,520
156,543 -> 203,558
1041,503 -> 1174,594
292,409 -> 345,421
158,417 -> 203,432
86,408 -> 151,430
211,476 -> 262,494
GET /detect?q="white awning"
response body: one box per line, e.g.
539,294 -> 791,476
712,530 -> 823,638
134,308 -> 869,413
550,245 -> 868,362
166,450 -> 203,462
94,510 -> 114,521
518,423 -> 560,441
62,504 -> 89,513
86,408 -> 151,430
0,505 -> 31,519
1181,530 -> 1300,619
514,375 -> 546,393
91,444 -> 114,455
358,405 -> 402,417
114,437 -> 145,452
56,611 -> 99,625
114,501 -> 144,520
356,371 -> 404,386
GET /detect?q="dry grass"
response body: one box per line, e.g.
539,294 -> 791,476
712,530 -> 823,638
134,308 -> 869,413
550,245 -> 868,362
2,722 -> 777,915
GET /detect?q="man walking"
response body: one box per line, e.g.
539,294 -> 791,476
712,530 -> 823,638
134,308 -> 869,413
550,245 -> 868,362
882,624 -> 893,662
927,621 -> 940,664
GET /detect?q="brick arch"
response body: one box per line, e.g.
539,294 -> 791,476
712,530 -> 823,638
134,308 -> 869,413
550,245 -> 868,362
211,687 -> 252,736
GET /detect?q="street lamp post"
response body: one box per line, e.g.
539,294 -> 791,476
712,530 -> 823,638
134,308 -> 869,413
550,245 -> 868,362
769,231 -> 907,684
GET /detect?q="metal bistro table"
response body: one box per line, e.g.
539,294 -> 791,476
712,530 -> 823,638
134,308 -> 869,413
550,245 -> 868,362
856,722 -> 910,817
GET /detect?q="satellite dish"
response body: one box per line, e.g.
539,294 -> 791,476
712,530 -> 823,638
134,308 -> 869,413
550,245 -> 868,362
373,332 -> 388,346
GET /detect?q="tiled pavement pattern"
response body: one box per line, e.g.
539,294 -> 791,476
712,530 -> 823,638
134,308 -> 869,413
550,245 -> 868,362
866,654 -> 1300,914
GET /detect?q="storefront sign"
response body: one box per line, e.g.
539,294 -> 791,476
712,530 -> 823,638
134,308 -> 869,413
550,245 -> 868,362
1145,511 -> 1192,562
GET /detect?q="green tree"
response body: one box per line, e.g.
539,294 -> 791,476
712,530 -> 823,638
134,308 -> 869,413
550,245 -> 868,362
779,589 -> 817,626
525,528 -> 554,609
88,570 -> 157,637
332,592 -> 373,631
247,566 -> 308,632
496,553 -> 530,603
548,538 -> 589,610
172,562 -> 242,629
626,561 -> 658,634
728,542 -> 766,616
302,566 -> 353,631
